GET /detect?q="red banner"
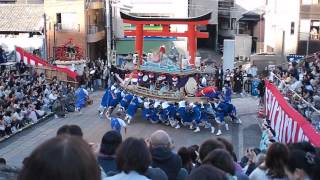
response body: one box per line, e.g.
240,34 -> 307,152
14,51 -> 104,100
15,47 -> 78,80
265,81 -> 320,146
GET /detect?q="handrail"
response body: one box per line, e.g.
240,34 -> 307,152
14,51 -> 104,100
271,72 -> 320,114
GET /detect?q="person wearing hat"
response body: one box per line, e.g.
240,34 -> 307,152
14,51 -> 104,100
150,101 -> 161,124
175,101 -> 192,129
160,102 -> 170,126
142,100 -> 151,121
119,92 -> 133,112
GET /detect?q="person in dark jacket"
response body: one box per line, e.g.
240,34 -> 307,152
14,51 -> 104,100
148,130 -> 187,180
233,68 -> 243,94
98,130 -> 122,176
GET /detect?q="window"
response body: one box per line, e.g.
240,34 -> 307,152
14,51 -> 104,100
291,22 -> 295,35
56,13 -> 61,24
56,12 -> 79,32
310,20 -> 320,40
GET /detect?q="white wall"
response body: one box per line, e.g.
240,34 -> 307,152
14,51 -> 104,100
264,0 -> 300,55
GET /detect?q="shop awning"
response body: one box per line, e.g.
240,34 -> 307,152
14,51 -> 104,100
116,39 -> 174,54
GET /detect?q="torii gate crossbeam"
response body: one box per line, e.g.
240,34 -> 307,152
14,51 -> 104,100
120,12 -> 211,68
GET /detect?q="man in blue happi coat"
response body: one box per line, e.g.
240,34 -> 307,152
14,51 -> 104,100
222,83 -> 232,103
175,100 -> 192,129
105,87 -> 122,117
125,96 -> 142,124
75,85 -> 89,112
211,96 -> 241,136
119,92 -> 133,112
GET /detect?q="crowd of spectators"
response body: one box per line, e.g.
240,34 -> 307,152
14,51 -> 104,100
271,53 -> 320,130
0,64 -> 77,139
1,126 -> 319,180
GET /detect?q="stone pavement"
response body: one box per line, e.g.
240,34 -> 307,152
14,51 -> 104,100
0,91 -> 261,167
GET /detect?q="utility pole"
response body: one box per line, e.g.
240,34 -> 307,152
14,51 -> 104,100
43,13 -> 48,60
53,23 -> 56,60
306,32 -> 310,57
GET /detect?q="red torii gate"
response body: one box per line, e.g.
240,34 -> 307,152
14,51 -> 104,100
120,12 -> 211,67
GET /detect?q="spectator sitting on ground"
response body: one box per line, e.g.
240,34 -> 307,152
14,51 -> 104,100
18,136 -> 101,180
148,130 -> 187,180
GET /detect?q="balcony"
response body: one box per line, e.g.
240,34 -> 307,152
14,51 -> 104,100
87,25 -> 105,43
86,0 -> 104,9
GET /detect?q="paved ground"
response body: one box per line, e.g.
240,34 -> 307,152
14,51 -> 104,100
0,91 -> 261,167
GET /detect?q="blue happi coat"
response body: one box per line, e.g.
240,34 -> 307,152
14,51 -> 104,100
75,87 -> 87,108
191,105 -> 202,123
167,104 -> 177,120
213,101 -> 236,122
120,94 -> 133,110
150,107 -> 160,123
223,87 -> 232,103
111,117 -> 122,132
177,106 -> 192,123
108,90 -> 122,107
126,97 -> 140,117
101,89 -> 110,108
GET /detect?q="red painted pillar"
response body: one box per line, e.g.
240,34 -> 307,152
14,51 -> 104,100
188,24 -> 196,67
135,24 -> 144,66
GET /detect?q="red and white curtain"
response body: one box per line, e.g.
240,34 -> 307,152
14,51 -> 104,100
15,47 -> 77,80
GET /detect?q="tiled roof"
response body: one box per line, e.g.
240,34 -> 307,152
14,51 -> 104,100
0,4 -> 44,32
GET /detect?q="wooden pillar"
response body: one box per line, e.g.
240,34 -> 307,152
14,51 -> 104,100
135,24 -> 144,66
188,24 -> 196,67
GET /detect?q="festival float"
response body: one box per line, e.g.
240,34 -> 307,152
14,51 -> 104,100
53,39 -> 87,74
115,12 -> 216,103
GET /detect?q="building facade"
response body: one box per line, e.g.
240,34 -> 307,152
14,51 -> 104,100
189,0 -> 218,50
44,0 -> 106,61
264,0 -> 320,56
218,0 -> 265,53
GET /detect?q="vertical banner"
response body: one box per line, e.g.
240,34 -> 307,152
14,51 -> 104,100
265,81 -> 320,146
15,47 -> 77,80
